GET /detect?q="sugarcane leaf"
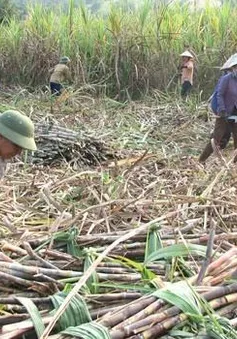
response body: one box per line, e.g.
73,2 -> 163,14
62,321 -> 111,338
65,227 -> 83,257
15,297 -> 45,337
95,282 -> 153,293
63,283 -> 73,293
114,256 -> 144,271
53,227 -> 82,257
144,225 -> 163,261
114,256 -> 156,280
142,265 -> 157,280
145,244 -> 207,263
169,329 -> 197,337
84,252 -> 99,294
50,291 -> 91,331
204,315 -> 237,339
153,281 -> 202,316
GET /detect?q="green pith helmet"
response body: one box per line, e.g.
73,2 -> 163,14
0,110 -> 37,151
60,56 -> 70,64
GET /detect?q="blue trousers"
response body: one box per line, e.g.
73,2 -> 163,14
50,82 -> 62,96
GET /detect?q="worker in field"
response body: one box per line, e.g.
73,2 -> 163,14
179,50 -> 194,99
208,69 -> 231,151
0,110 -> 36,178
49,56 -> 72,97
199,54 -> 237,163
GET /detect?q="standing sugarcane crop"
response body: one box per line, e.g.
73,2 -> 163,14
49,56 -> 72,97
0,110 -> 36,178
199,54 -> 237,163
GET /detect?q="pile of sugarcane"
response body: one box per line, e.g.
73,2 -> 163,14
24,228 -> 237,259
28,119 -> 115,166
1,226 -> 237,338
2,279 -> 237,338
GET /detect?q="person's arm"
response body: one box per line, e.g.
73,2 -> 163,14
186,61 -> 193,69
180,61 -> 193,70
49,67 -> 55,74
64,66 -> 72,82
216,75 -> 229,116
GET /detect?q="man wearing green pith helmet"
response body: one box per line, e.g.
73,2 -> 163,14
0,110 -> 37,178
49,56 -> 72,96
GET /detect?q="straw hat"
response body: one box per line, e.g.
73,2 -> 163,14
180,50 -> 193,58
221,53 -> 237,70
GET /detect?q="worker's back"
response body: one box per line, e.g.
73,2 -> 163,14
50,64 -> 71,84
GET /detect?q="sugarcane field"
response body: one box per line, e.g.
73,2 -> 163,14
2,0 -> 237,339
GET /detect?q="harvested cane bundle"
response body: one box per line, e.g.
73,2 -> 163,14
28,119 -> 114,166
1,245 -> 237,338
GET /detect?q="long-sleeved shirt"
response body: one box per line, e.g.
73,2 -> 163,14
50,64 -> 71,84
181,60 -> 194,85
217,73 -> 237,115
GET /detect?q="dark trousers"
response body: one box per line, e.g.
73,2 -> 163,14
50,82 -> 62,96
181,81 -> 192,98
199,117 -> 237,162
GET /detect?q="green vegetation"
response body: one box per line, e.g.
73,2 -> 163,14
0,0 -> 18,22
0,1 -> 235,99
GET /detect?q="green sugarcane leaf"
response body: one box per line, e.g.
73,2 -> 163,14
170,329 -> 198,337
153,281 -> 202,316
204,315 -> 237,339
145,225 -> 163,262
142,266 -> 157,280
62,321 -> 111,338
84,252 -> 99,294
53,227 -> 82,257
145,243 -> 207,263
63,283 -> 74,293
50,292 -> 91,331
114,256 -> 144,271
15,297 -> 45,337
95,282 -> 153,293
66,227 -> 83,257
113,255 -> 156,280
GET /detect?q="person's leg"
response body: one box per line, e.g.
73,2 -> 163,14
199,118 -> 228,162
181,81 -> 192,98
55,83 -> 62,96
230,121 -> 237,162
50,82 -> 62,96
50,82 -> 54,95
219,123 -> 231,149
50,83 -> 63,113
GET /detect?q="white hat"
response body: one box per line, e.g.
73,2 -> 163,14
221,53 -> 237,70
180,50 -> 193,58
